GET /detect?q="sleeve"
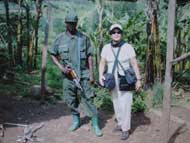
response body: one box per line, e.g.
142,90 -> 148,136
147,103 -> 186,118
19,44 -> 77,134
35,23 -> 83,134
86,37 -> 93,56
48,36 -> 60,56
126,44 -> 136,59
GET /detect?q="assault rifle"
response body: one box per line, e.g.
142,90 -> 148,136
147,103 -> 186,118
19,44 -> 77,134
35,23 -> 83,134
68,69 -> 83,91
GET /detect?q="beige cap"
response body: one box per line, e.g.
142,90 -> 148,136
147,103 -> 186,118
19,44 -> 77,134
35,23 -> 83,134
109,23 -> 123,32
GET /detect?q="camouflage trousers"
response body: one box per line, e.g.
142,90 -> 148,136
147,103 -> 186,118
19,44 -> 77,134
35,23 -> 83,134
63,78 -> 97,117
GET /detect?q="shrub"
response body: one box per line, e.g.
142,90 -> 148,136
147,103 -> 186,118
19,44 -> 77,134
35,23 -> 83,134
152,82 -> 164,107
132,90 -> 147,113
94,87 -> 113,112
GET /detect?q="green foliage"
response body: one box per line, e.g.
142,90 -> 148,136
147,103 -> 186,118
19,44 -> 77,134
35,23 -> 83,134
122,11 -> 147,62
174,70 -> 190,86
94,87 -> 113,111
16,71 -> 41,85
53,18 -> 65,33
93,87 -> 148,113
46,58 -> 62,90
0,82 -> 25,97
152,82 -> 164,107
132,90 -> 147,113
0,69 -> 40,97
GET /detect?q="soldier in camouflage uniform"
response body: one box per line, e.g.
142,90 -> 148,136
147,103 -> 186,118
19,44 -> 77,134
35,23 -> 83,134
49,11 -> 102,137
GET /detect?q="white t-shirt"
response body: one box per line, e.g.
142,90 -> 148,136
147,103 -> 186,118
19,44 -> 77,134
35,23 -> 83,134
101,43 -> 136,75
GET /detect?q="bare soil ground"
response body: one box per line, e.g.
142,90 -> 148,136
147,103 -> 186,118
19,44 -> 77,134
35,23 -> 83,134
0,92 -> 190,143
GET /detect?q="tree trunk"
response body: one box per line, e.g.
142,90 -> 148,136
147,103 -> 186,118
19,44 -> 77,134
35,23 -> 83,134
4,0 -> 14,66
26,4 -> 32,71
98,8 -> 103,66
95,0 -> 104,67
145,40 -> 154,87
161,1 -> 176,143
153,7 -> 161,82
145,0 -> 161,86
17,0 -> 23,66
41,1 -> 51,98
28,31 -> 35,71
34,0 -> 43,69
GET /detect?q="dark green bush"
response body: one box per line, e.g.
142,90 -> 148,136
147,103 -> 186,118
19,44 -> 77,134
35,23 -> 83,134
132,91 -> 147,113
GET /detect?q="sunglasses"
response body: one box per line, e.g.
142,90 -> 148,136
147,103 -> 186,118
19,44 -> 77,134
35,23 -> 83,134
111,31 -> 122,34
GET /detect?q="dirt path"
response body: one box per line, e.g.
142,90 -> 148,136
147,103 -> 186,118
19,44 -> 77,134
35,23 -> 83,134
0,95 -> 190,143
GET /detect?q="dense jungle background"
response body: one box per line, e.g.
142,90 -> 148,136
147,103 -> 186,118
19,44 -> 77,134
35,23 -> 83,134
0,0 -> 190,143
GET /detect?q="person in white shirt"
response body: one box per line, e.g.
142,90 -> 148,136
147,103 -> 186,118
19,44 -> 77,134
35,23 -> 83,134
98,23 -> 142,140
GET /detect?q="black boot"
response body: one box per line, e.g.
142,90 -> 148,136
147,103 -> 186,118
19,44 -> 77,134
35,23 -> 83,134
121,131 -> 129,140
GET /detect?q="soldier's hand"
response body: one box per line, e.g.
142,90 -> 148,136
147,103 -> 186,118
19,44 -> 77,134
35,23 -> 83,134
62,65 -> 72,75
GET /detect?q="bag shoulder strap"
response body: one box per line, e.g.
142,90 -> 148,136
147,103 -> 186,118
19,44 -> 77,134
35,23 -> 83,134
111,42 -> 127,73
111,41 -> 125,74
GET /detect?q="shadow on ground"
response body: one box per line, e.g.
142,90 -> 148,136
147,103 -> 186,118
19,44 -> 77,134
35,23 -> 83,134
0,95 -> 114,131
75,109 -> 113,130
130,112 -> 151,134
168,123 -> 188,143
0,95 -> 70,125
